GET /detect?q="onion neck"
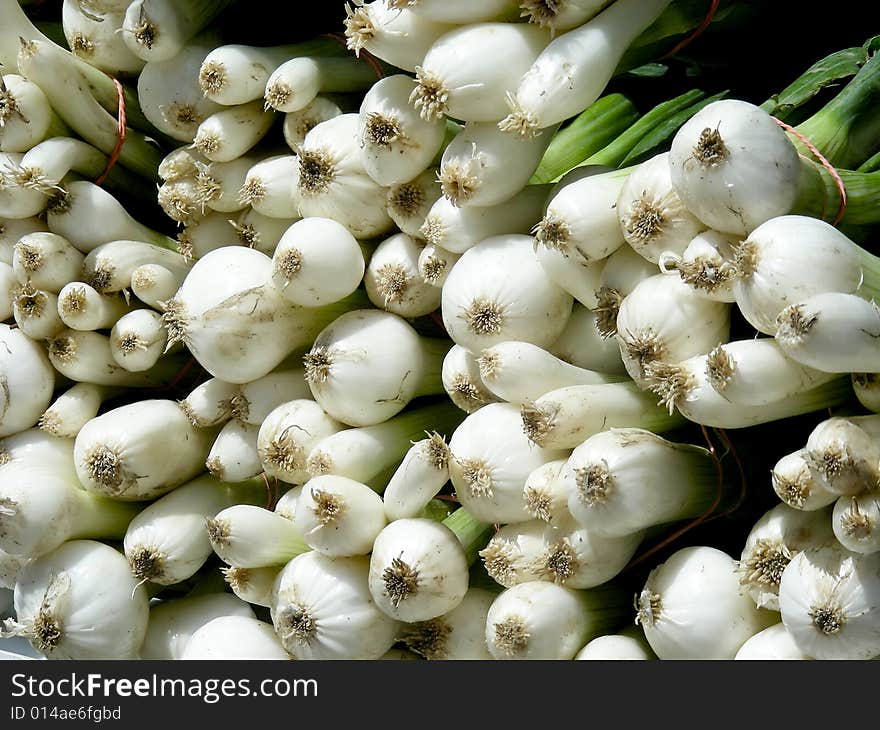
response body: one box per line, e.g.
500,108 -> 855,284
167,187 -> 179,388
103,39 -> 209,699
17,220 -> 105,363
792,157 -> 880,241
69,489 -> 142,541
531,93 -> 639,183
442,507 -> 493,566
415,337 -> 453,398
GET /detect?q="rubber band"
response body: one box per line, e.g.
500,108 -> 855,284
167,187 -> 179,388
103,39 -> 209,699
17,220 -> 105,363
623,424 -> 724,572
773,116 -> 848,226
168,356 -> 197,389
428,309 -> 447,335
708,429 -> 747,520
94,76 -> 126,186
659,0 -> 720,60
320,32 -> 386,80
261,472 -> 280,510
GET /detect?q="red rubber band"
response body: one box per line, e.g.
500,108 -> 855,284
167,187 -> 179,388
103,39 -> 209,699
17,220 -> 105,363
659,0 -> 720,60
708,429 -> 747,520
261,472 -> 280,510
428,309 -> 447,335
320,32 -> 385,80
95,76 -> 126,186
169,356 -> 197,388
773,116 -> 848,226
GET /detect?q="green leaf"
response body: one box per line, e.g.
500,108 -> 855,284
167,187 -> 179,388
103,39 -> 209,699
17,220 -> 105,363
762,47 -> 869,117
625,62 -> 670,78
620,90 -> 730,167
863,35 -> 880,54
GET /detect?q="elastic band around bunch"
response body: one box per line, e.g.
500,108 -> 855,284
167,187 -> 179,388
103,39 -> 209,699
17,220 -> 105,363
773,116 -> 848,226
169,356 -> 197,389
94,76 -> 126,186
659,0 -> 721,60
262,472 -> 280,510
320,32 -> 386,80
428,309 -> 447,335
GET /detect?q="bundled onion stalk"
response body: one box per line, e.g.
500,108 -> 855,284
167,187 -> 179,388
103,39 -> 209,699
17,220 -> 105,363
614,273 -> 730,387
448,402 -> 568,524
73,399 -> 217,501
575,627 -> 657,661
358,74 -> 448,187
295,113 -> 395,239
0,323 -> 55,437
38,383 -> 113,439
120,0 -> 235,63
163,246 -> 368,384
305,400 -> 463,490
343,1 -> 456,74
410,22 -> 550,123
303,308 -> 449,427
438,121 -> 558,208
17,40 -> 163,181
738,503 -> 836,611
802,416 -> 880,498
0,73 -> 70,153
399,586 -> 497,660
659,230 -> 738,303
776,292 -> 880,373
363,233 -> 442,317
271,551 -> 400,660
137,37 -> 223,142
181,616 -> 290,660
61,0 -> 145,77
123,474 -> 265,585
477,340 -> 626,405
645,353 -> 853,430
520,381 -> 685,450
533,170 -> 628,306
771,449 -> 839,512
0,431 -> 141,558
441,234 -> 573,355
561,428 -> 721,537
442,344 -> 502,414
207,504 -> 310,570
732,215 -> 880,336
197,38 -> 343,107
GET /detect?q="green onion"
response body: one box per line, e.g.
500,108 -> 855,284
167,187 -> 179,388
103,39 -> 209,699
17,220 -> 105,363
531,93 -> 639,183
583,88 -> 707,169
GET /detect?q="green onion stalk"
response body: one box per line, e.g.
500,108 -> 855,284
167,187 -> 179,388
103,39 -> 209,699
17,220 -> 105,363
760,38 -> 880,124
786,48 -> 880,170
531,93 -> 639,183
533,89 -> 731,184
